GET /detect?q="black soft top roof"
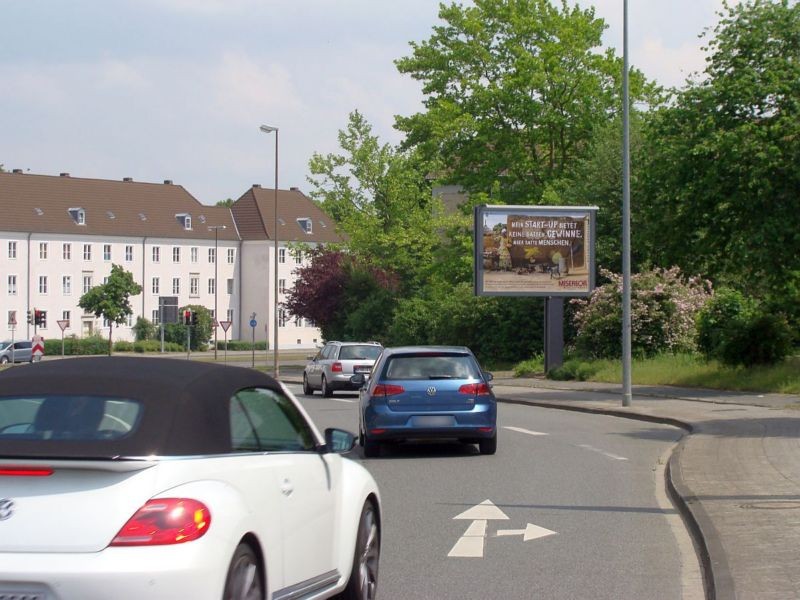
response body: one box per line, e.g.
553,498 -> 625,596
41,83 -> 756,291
0,356 -> 282,459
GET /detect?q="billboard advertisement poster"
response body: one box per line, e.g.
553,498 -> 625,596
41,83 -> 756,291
474,205 -> 598,297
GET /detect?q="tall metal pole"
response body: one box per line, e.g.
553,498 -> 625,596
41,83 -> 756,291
209,225 -> 226,361
621,0 -> 633,407
259,124 -> 280,379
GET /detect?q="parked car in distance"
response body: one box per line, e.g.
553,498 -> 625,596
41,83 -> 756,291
0,340 -> 33,364
353,346 -> 497,458
0,356 -> 381,600
304,341 -> 383,397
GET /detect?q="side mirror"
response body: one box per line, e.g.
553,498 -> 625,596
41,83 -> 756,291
350,373 -> 366,387
484,372 -> 494,382
324,428 -> 356,453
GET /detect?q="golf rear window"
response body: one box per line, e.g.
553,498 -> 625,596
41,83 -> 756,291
0,395 -> 141,441
383,354 -> 481,380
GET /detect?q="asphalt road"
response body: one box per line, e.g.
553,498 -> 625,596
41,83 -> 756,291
289,384 -> 702,600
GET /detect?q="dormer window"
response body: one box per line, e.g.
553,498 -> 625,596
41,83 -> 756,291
68,208 -> 86,225
176,213 -> 192,230
297,217 -> 313,234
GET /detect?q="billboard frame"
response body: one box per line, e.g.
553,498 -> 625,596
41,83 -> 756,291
473,204 -> 598,298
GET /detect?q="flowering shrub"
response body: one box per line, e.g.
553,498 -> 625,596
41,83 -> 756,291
570,267 -> 711,359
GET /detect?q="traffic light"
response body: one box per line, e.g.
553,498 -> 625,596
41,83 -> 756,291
34,310 -> 43,326
191,312 -> 198,326
183,310 -> 191,326
27,310 -> 34,325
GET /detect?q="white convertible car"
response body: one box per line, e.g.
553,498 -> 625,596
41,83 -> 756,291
0,356 -> 381,600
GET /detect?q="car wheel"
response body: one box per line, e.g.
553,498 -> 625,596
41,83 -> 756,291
321,375 -> 333,398
303,373 -> 314,395
478,432 -> 497,455
339,501 -> 380,600
362,432 -> 380,458
0,356 -> 8,364
223,543 -> 263,600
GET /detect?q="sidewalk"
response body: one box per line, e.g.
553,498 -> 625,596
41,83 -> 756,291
489,377 -> 800,600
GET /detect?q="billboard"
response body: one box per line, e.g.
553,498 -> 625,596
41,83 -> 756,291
474,205 -> 598,297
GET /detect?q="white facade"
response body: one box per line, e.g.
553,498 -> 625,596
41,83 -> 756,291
1,231 -> 240,343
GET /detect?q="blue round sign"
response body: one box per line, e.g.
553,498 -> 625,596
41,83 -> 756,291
249,319 -> 257,328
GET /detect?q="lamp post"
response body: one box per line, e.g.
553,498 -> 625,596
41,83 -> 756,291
259,124 -> 280,378
208,225 -> 227,361
621,0 -> 632,406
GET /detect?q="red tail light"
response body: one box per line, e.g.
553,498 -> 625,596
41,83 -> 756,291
0,466 -> 54,477
331,362 -> 343,372
110,498 -> 211,546
458,383 -> 492,396
372,384 -> 405,396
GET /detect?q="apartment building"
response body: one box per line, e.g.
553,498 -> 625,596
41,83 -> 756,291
0,171 -> 342,349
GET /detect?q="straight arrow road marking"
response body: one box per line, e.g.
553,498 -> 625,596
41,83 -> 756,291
448,500 -> 508,558
503,426 -> 548,436
497,523 -> 557,542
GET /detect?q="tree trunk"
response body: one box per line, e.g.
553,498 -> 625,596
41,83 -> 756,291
108,324 -> 113,356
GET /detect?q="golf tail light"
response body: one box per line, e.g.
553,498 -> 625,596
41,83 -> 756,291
110,498 -> 211,546
373,384 -> 405,396
458,383 -> 492,396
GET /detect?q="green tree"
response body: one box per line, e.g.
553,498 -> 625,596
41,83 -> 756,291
395,0 -> 655,203
215,198 -> 234,207
78,264 -> 143,355
640,0 -> 800,303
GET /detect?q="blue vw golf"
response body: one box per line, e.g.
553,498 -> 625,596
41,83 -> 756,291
353,346 -> 497,457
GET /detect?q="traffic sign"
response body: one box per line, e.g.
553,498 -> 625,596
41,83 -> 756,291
56,320 -> 70,332
220,320 -> 232,332
31,335 -> 45,359
249,318 -> 257,328
8,313 -> 16,326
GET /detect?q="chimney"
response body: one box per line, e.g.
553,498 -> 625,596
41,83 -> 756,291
252,184 -> 261,188
123,177 -> 133,182
12,169 -> 22,174
60,172 -> 70,177
290,186 -> 300,191
163,179 -> 173,185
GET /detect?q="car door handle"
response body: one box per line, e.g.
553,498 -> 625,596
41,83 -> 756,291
280,479 -> 293,497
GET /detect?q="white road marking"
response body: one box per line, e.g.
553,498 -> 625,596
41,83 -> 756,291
453,499 -> 510,521
448,532 -> 486,558
578,444 -> 628,461
503,426 -> 548,436
496,523 -> 557,542
448,501 -> 509,558
328,398 -> 356,403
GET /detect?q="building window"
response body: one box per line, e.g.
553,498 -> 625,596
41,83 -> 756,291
152,277 -> 160,295
7,275 -> 17,296
8,241 -> 17,259
63,243 -> 71,260
208,278 -> 216,295
279,248 -> 286,264
227,248 -> 235,264
152,309 -> 160,325
227,309 -> 234,323
172,278 -> 180,295
83,244 -> 92,260
278,309 -> 287,327
38,276 -> 48,294
152,247 -> 160,263
39,242 -> 48,259
63,275 -> 71,296
103,276 -> 110,285
82,275 -> 93,293
191,247 -> 198,263
297,218 -> 312,234
190,275 -> 199,297
294,315 -> 302,327
278,279 -> 286,294
125,245 -> 134,261
173,247 -> 181,263
208,248 -> 216,264
227,278 -> 234,295
62,310 -> 70,323
103,244 -> 112,261
294,250 -> 302,265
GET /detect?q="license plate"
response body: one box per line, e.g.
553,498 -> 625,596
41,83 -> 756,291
354,365 -> 371,373
410,415 -> 455,428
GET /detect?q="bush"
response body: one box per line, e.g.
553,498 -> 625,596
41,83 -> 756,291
513,354 -> 544,377
221,340 -> 268,351
132,317 -> 156,342
570,267 -> 711,359
114,341 -> 134,352
718,312 -> 793,367
696,288 -> 757,358
548,358 -> 603,381
44,335 -> 109,356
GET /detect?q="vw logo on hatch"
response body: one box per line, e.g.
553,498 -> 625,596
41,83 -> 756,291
426,386 -> 437,396
0,499 -> 14,521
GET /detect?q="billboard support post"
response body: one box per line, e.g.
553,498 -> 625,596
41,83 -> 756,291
544,298 -> 564,372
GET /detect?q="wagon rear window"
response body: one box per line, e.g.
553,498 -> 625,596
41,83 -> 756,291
0,395 -> 141,441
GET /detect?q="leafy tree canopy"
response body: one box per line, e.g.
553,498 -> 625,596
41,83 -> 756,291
78,264 -> 143,354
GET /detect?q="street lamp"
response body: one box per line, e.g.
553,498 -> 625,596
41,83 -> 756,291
259,124 -> 280,378
209,225 -> 227,360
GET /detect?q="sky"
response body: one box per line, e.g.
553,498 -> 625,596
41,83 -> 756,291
0,0 -> 735,206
